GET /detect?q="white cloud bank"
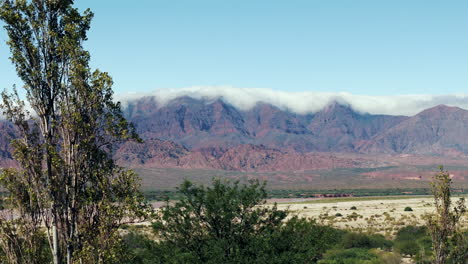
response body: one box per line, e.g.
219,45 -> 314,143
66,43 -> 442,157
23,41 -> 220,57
117,86 -> 468,116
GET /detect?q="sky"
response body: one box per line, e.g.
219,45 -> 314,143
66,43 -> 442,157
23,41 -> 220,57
1,0 -> 468,113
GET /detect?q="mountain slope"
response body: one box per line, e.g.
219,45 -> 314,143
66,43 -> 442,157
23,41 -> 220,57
306,102 -> 407,152
125,96 -> 250,149
0,121 -> 18,167
124,97 -> 407,152
115,141 -> 372,172
1,98 -> 468,172
358,105 -> 468,155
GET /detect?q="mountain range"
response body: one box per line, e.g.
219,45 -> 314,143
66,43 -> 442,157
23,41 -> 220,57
2,96 -> 468,172
123,96 -> 468,154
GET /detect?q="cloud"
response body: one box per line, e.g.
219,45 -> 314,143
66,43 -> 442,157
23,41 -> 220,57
116,86 -> 468,116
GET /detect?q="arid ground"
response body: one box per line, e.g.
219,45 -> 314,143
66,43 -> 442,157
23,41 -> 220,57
272,196 -> 467,237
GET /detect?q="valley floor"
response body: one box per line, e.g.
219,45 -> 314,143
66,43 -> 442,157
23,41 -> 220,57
273,196 -> 468,236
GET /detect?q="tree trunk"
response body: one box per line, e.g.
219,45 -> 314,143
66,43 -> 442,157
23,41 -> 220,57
52,223 -> 61,264
66,246 -> 72,264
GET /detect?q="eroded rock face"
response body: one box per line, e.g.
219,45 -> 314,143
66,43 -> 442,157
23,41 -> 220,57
115,141 -> 371,172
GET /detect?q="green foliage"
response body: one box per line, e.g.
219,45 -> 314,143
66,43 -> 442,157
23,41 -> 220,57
350,206 -> 357,210
395,225 -> 429,241
121,232 -> 160,264
152,179 -> 344,263
446,230 -> 468,264
404,206 -> 413,211
0,219 -> 52,264
264,216 -> 345,263
318,248 -> 402,264
369,234 -> 393,251
153,179 -> 287,263
394,225 -> 432,261
0,1 -> 148,263
425,166 -> 467,264
395,240 -> 419,257
318,248 -> 380,264
341,233 -> 392,251
373,249 -> 401,264
144,188 -> 444,201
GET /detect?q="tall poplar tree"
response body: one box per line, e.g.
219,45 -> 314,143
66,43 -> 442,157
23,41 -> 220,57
426,166 -> 466,264
0,0 -> 148,263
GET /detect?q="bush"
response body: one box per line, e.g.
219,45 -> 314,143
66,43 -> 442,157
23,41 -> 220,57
350,206 -> 357,210
151,179 -> 345,263
373,249 -> 402,264
404,206 -> 413,211
122,232 -> 160,264
394,240 -> 419,257
342,233 -> 371,249
395,226 -> 429,241
318,248 -> 379,264
265,217 -> 345,263
394,225 -> 432,261
341,233 -> 393,250
319,248 -> 401,264
335,213 -> 343,217
152,179 -> 288,263
369,234 -> 393,251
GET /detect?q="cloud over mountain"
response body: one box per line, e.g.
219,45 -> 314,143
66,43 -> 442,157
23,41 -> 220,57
117,86 -> 468,116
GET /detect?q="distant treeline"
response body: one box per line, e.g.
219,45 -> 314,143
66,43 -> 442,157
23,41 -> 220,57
1,188 -> 465,204
142,187 -> 467,201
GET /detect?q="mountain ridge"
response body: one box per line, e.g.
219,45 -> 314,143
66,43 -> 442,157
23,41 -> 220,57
1,98 -> 468,172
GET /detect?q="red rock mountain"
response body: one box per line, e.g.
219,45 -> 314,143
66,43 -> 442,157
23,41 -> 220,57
0,121 -> 18,167
357,105 -> 468,155
1,97 -> 468,172
123,97 -> 407,153
115,141 -> 372,172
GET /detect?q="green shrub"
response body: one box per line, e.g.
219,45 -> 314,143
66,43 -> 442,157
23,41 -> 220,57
319,248 -> 401,264
372,249 -> 402,264
350,206 -> 357,210
318,248 -> 379,264
266,216 -> 345,263
395,226 -> 428,241
335,213 -> 343,217
152,179 -> 344,263
341,233 -> 392,250
394,225 -> 432,261
122,232 -> 161,264
394,240 -> 419,257
404,206 -> 413,211
369,234 -> 393,251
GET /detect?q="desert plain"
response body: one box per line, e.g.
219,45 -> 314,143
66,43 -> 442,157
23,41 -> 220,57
272,196 -> 468,236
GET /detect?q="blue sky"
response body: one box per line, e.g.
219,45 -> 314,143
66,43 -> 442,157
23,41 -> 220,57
1,0 -> 468,96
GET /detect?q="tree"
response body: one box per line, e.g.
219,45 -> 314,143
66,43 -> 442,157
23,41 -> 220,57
153,179 -> 288,263
425,166 -> 466,264
341,233 -> 392,251
265,216 -> 344,263
393,225 -> 432,262
0,1 -> 148,263
152,179 -> 344,263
